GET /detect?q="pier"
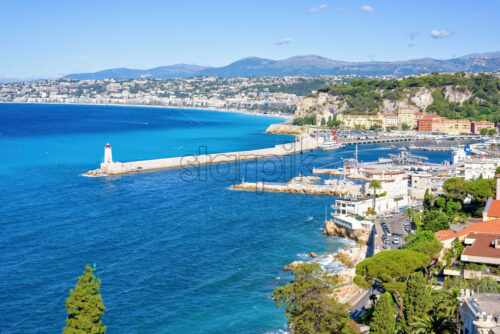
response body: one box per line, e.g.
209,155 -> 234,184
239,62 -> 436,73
230,181 -> 362,196
85,138 -> 320,176
340,135 -> 418,145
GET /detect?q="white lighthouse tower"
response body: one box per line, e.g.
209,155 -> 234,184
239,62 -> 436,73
104,143 -> 113,164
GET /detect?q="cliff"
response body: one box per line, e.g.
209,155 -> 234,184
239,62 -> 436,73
294,73 -> 500,126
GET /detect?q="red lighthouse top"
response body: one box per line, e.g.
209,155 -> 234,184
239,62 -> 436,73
105,144 -> 111,149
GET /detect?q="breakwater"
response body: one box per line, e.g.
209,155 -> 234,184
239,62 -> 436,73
85,138 -> 319,176
230,181 -> 361,196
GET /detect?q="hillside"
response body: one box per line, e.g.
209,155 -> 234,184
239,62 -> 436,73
294,73 -> 500,126
63,52 -> 500,79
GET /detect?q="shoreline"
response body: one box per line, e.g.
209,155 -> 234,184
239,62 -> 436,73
0,101 -> 293,120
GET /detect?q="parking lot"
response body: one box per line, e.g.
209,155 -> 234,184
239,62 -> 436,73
375,210 -> 415,251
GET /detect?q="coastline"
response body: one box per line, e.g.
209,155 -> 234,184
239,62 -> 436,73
0,101 -> 293,120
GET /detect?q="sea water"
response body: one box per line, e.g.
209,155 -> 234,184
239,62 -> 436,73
0,104 -> 451,333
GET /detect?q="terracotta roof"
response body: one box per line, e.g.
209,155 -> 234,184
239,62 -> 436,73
486,200 -> 500,217
435,219 -> 500,241
462,232 -> 500,259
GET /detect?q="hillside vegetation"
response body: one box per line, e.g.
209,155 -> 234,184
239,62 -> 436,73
295,73 -> 500,125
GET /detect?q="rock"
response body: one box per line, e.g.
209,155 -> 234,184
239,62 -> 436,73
323,252 -> 329,258
283,266 -> 291,271
308,252 -> 319,258
288,261 -> 305,269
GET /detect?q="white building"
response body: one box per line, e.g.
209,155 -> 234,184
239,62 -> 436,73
459,159 -> 500,180
458,290 -> 500,334
332,168 -> 412,215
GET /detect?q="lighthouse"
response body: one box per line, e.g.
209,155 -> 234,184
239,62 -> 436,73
104,143 -> 112,164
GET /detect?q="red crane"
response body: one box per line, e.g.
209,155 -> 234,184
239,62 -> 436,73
328,124 -> 338,143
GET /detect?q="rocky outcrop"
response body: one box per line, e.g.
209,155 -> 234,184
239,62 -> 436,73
294,85 -> 474,125
295,93 -> 347,125
443,86 -> 473,104
308,252 -> 318,258
265,123 -> 303,135
323,220 -> 370,245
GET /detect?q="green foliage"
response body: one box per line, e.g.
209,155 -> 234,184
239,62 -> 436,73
445,200 -> 462,218
423,190 -> 434,212
467,178 -> 495,203
317,73 -> 500,121
402,272 -> 434,333
480,128 -> 489,135
468,277 -> 498,293
64,265 -> 106,334
355,250 -> 430,288
404,231 -> 443,257
401,123 -> 409,131
293,115 -> 317,126
489,128 -> 497,136
410,314 -> 457,334
369,292 -> 396,334
442,178 -> 469,201
435,197 -> 446,210
272,262 -> 357,334
422,210 -> 450,232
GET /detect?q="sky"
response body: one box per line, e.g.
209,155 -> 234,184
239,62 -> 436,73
0,0 -> 499,78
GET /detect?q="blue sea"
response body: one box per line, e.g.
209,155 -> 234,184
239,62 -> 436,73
0,104 -> 452,334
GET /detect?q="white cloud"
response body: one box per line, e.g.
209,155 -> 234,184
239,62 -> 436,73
361,4 -> 375,12
275,38 -> 293,46
431,29 -> 452,39
307,4 -> 329,13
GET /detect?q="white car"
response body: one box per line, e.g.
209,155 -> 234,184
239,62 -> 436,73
393,237 -> 400,244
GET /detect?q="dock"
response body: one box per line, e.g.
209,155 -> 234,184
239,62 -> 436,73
409,145 -> 452,151
230,181 -> 362,196
85,138 -> 320,176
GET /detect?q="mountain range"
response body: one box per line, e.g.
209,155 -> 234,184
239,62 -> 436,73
64,52 -> 500,80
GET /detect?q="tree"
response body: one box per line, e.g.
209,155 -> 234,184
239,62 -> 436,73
401,272 -> 433,333
422,210 -> 450,232
401,123 -> 409,131
64,265 -> 106,334
369,292 -> 396,334
469,277 -> 498,293
445,200 -> 462,219
480,128 -> 489,136
404,231 -> 443,257
488,128 -> 497,136
435,197 -> 446,210
354,250 -> 431,315
467,178 -> 494,203
272,262 -> 358,334
442,177 -> 469,201
368,180 -> 383,212
410,314 -> 457,334
423,190 -> 435,211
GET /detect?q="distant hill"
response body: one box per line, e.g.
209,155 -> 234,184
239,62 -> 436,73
64,64 -> 210,80
63,52 -> 500,79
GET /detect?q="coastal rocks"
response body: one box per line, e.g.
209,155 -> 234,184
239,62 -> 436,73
283,260 -> 306,272
295,93 -> 346,126
308,252 -> 318,258
323,220 -> 370,245
265,123 -> 303,135
230,182 -> 361,197
443,86 -> 472,104
323,252 -> 329,258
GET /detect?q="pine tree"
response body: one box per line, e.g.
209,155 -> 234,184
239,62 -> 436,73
64,265 -> 106,334
401,272 -> 432,333
369,292 -> 396,334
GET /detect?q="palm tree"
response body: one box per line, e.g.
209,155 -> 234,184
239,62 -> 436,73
436,288 -> 461,327
369,293 -> 378,307
368,180 -> 382,213
411,314 -> 457,334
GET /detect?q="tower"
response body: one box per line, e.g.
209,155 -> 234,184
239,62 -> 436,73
104,143 -> 112,164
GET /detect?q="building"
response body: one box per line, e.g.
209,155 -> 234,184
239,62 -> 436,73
397,107 -> 416,129
444,118 -> 472,134
408,172 -> 434,199
483,176 -> 500,221
461,159 -> 500,180
417,115 -> 471,134
336,113 -> 386,129
332,168 -> 411,215
384,114 -> 399,128
461,232 -> 500,265
458,290 -> 500,334
472,121 -> 495,135
435,219 -> 500,250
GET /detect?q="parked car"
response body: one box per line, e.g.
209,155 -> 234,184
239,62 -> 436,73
393,237 -> 400,244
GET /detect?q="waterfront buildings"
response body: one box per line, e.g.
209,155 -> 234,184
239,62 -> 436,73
458,290 -> 500,334
472,120 -> 495,135
417,115 -> 472,134
332,168 -> 411,216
